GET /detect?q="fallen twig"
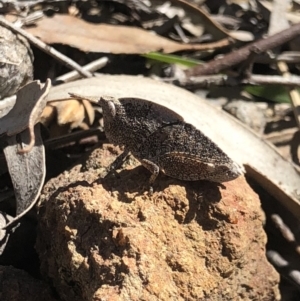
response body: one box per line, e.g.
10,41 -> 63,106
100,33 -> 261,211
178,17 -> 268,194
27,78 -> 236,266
55,57 -> 109,83
45,128 -> 106,149
277,61 -> 300,130
271,214 -> 297,245
267,0 -> 300,130
185,22 -> 300,77
178,74 -> 300,89
0,17 -> 93,78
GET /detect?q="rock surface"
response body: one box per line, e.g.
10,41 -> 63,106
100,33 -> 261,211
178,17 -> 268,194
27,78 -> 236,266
0,25 -> 33,99
37,144 -> 280,301
0,265 -> 59,301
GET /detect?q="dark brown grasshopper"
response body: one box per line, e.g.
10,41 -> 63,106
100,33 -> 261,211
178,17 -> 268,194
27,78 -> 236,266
98,96 -> 243,189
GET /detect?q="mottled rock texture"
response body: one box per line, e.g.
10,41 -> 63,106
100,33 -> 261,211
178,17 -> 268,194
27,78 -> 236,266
0,25 -> 33,99
37,144 -> 280,301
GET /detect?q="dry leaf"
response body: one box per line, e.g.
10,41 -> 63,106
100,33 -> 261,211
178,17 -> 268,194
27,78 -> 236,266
25,14 -> 231,54
82,99 -> 95,126
40,97 -> 95,137
0,212 -> 15,255
0,80 -> 49,231
46,75 -> 300,218
3,124 -> 45,229
40,105 -> 56,127
0,79 -> 51,153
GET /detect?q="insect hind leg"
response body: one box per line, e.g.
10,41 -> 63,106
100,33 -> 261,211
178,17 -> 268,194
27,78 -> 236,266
104,149 -> 130,178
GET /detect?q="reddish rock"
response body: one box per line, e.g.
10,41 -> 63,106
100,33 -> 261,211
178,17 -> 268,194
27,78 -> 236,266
37,144 -> 280,301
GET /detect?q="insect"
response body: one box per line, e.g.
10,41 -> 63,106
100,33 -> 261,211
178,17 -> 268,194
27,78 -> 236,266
99,96 -> 243,189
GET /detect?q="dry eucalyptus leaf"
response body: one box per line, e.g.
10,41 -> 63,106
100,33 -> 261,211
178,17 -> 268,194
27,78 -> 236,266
0,96 -> 16,118
0,24 -> 33,99
0,214 -> 7,241
52,98 -> 94,128
0,79 -> 51,153
40,97 -> 95,137
39,105 -> 55,127
25,14 -> 231,54
3,124 -> 45,229
46,75 -> 300,218
82,98 -> 95,126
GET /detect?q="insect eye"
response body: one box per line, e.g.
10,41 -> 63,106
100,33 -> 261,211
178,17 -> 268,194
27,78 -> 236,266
107,101 -> 116,117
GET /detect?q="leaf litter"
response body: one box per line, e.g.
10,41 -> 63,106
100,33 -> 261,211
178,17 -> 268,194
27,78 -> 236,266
0,1 -> 300,299
0,80 -> 49,233
25,14 -> 232,54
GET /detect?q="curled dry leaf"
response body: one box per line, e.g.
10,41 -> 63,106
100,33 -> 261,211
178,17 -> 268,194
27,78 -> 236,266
3,124 -> 45,229
40,97 -> 95,137
25,14 -> 232,54
0,79 -> 51,153
0,80 -> 50,231
46,75 -> 300,218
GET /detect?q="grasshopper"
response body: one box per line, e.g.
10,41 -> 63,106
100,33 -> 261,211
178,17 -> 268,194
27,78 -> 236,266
98,96 -> 243,189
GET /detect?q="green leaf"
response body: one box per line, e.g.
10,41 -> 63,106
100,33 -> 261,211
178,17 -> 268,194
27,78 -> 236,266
142,52 -> 202,67
244,85 -> 291,103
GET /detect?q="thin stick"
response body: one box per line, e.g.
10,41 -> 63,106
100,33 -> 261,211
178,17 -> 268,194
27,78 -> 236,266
271,214 -> 296,244
277,62 -> 300,129
55,57 -> 109,82
0,17 -> 93,78
179,74 -> 300,88
45,128 -> 106,149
